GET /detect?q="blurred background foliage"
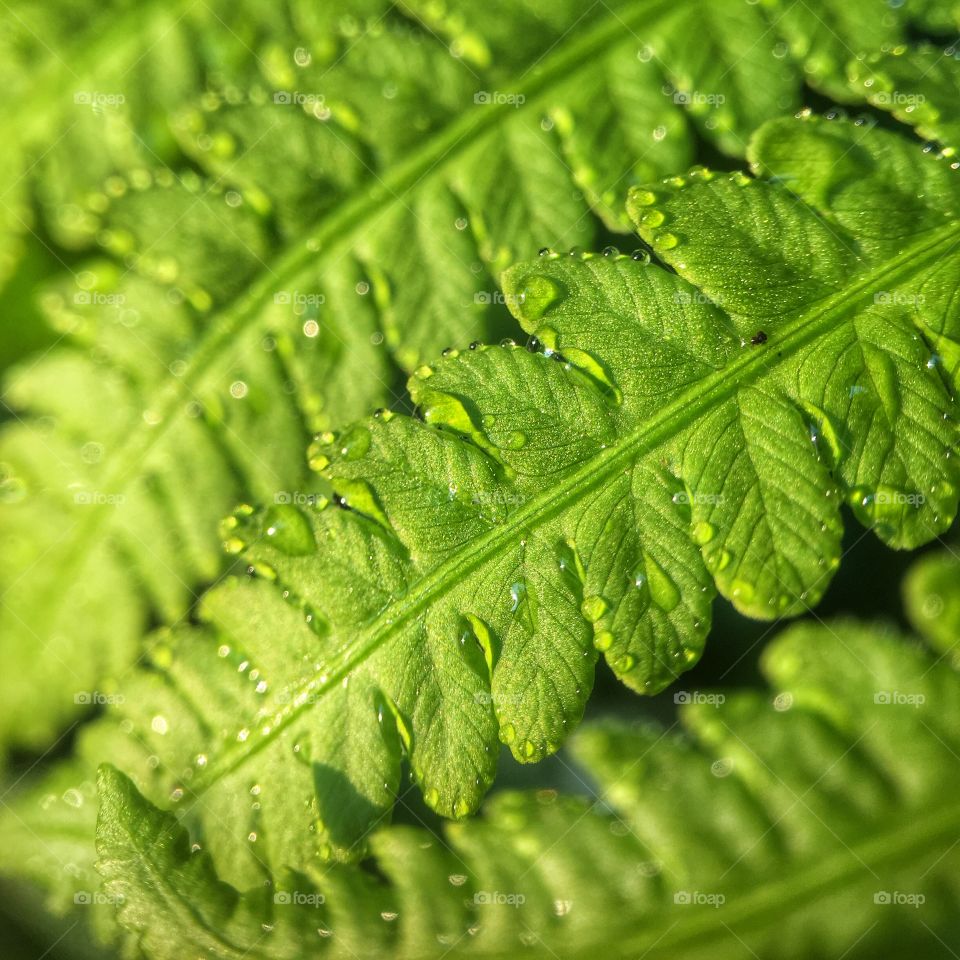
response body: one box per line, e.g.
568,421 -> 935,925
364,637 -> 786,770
1,0 -> 958,956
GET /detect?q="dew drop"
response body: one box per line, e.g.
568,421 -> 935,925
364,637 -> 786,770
263,503 -> 316,556
338,424 -> 371,460
580,594 -> 608,622
730,579 -> 755,604
593,630 -> 614,651
692,521 -> 715,545
711,549 -> 733,572
516,276 -> 563,323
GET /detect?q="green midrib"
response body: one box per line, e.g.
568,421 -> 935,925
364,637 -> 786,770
561,793 -> 960,958
115,774 -> 960,956
190,219 -> 960,792
28,0 -> 672,631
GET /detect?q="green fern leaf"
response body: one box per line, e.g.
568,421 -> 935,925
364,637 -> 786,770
904,546 -> 960,667
901,0 -> 960,32
8,111 -> 960,896
0,0 -> 675,755
0,3 -> 945,754
185,113 -> 957,834
0,240 -> 394,750
849,42 -> 960,149
766,0 -> 905,102
92,621 -> 960,958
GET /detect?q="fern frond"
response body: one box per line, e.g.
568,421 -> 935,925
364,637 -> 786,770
849,42 -> 960,149
904,545 -> 960,667
0,3 -> 949,753
7,111 -> 960,899
92,621 -> 960,958
182,114 -> 958,838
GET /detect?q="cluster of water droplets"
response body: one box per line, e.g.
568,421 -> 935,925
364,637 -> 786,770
794,100 -> 958,169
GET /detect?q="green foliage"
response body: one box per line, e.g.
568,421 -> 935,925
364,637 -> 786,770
166,114 -> 957,843
89,621 -> 960,959
904,546 -> 960,666
0,0 -> 953,756
7,109 -> 960,920
5,3 -> 960,956
849,43 -> 960,149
